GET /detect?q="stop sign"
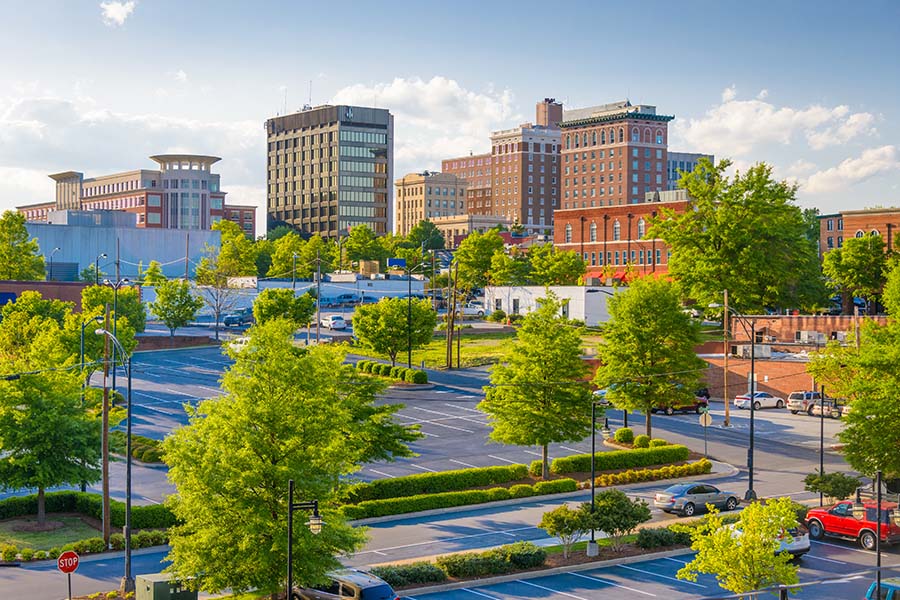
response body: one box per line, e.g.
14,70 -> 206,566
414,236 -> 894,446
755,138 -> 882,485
57,550 -> 79,574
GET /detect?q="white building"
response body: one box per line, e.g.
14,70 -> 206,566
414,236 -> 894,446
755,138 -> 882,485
484,285 -> 619,326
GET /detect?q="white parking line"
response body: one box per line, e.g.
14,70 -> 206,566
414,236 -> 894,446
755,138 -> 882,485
811,539 -> 878,556
461,589 -> 496,599
560,446 -> 582,453
449,459 -> 478,468
567,572 -> 656,596
396,415 -> 473,434
165,387 -> 197,397
617,564 -> 707,587
408,464 -> 437,473
517,579 -> 589,600
435,390 -> 449,394
447,404 -> 484,414
198,386 -> 223,395
410,406 -> 487,427
664,557 -> 689,565
488,455 -> 519,464
354,526 -> 538,556
369,469 -> 394,478
523,450 -> 545,458
807,555 -> 848,565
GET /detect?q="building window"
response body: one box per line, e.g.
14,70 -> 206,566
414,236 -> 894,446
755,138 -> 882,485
565,223 -> 572,243
856,230 -> 865,238
589,221 -> 597,242
147,213 -> 161,225
637,218 -> 645,238
613,220 -> 621,241
826,219 -> 834,231
827,237 -> 834,249
656,130 -> 664,144
837,236 -> 843,247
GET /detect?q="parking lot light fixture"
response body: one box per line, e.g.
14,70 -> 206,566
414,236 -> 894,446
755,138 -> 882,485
287,480 -> 322,599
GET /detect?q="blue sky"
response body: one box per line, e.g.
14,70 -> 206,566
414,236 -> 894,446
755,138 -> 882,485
1,0 -> 898,232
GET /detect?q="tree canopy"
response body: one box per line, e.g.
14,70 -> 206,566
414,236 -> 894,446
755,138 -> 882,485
142,260 -> 167,286
405,220 -> 445,250
822,234 -> 887,313
454,230 -> 505,290
82,284 -> 147,333
352,297 -> 437,366
0,211 -> 45,281
253,288 -> 315,327
478,293 -> 592,478
151,279 -> 203,336
649,159 -> 827,313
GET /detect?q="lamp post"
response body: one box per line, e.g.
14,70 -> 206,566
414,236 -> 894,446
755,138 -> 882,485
406,258 -> 429,368
854,470 -> 884,598
94,328 -> 134,595
710,302 -> 757,501
48,247 -> 61,281
286,480 -> 322,600
79,315 -> 103,492
292,252 -> 299,290
819,385 -> 826,507
103,278 -> 130,398
587,400 -> 611,557
95,253 -> 107,286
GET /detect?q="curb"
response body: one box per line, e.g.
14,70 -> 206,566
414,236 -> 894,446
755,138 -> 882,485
19,545 -> 169,568
401,547 -> 695,595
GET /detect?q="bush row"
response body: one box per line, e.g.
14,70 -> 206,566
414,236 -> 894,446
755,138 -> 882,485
342,478 -> 578,520
530,444 -> 691,476
111,430 -> 165,464
584,458 -> 713,488
356,360 -> 428,384
347,464 -> 529,503
0,529 -> 169,562
635,525 -> 692,549
0,492 -> 176,529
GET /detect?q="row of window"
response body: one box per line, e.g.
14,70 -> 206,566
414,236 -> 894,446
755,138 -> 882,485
163,179 -> 211,190
84,179 -> 155,197
563,218 -> 649,243
339,130 -> 388,144
339,145 -> 379,158
565,127 -> 665,150
581,249 -> 664,267
825,218 -> 845,231
339,205 -> 377,217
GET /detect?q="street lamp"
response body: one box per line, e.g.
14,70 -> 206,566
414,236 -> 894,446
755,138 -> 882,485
95,253 -> 107,286
103,278 -> 131,397
94,328 -> 134,595
286,479 -> 322,600
710,302 -> 757,501
587,399 -> 611,557
406,257 -> 429,368
292,252 -> 299,290
48,247 -> 61,281
853,470 -> 885,598
79,315 -> 104,493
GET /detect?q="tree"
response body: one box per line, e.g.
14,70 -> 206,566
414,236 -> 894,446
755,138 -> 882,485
196,221 -> 257,340
253,288 -> 315,327
406,220 -> 445,250
454,230 -> 505,290
528,244 -> 586,285
211,220 -> 258,276
538,504 -> 589,559
81,284 -> 147,333
142,260 -> 167,286
594,276 -> 706,437
344,225 -> 388,265
254,237 -> 274,279
163,320 -> 418,597
151,279 -> 203,336
803,472 -> 861,501
268,231 -> 306,279
649,159 -> 827,313
489,248 -> 531,286
352,298 -> 437,366
883,259 -> 900,317
822,234 -> 887,313
0,210 -> 45,281
267,224 -> 296,242
676,498 -> 801,596
584,489 -> 651,551
478,293 -> 593,478
79,264 -> 102,284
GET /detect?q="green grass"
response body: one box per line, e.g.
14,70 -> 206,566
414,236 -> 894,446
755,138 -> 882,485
543,534 -> 639,555
353,332 -> 516,369
0,515 -> 101,550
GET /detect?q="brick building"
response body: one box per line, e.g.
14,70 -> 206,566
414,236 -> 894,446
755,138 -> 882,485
441,152 -> 492,216
394,171 -> 468,237
818,207 -> 900,257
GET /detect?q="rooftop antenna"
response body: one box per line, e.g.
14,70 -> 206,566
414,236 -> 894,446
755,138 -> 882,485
308,79 -> 312,106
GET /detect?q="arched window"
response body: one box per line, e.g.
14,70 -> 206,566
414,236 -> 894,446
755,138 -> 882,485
592,131 -> 597,145
565,223 -> 572,243
600,130 -> 606,144
855,230 -> 865,238
871,229 -> 880,237
637,218 -> 646,238
619,128 -> 625,143
644,128 -> 652,143
589,221 -> 597,242
565,135 -> 570,149
613,220 -> 621,241
574,134 -> 580,148
631,128 -> 640,142
656,129 -> 664,144
582,133 -> 588,147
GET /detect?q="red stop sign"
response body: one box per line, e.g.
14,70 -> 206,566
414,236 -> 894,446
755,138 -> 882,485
57,551 -> 79,574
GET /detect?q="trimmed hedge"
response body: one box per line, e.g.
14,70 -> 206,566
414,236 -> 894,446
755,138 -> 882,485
649,438 -> 668,448
614,427 -> 634,444
532,479 -> 578,494
587,458 -> 712,488
111,430 -> 164,464
347,464 -> 529,503
0,491 -> 176,529
435,542 -> 546,578
370,562 -> 448,587
550,444 -> 691,474
355,361 -> 428,384
636,526 -> 692,549
633,435 -> 651,449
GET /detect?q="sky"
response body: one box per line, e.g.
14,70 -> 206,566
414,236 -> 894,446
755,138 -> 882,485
1,0 -> 898,236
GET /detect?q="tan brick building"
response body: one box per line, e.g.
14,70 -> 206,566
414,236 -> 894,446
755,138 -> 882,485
818,207 -> 900,257
431,213 -> 512,249
394,171 -> 468,237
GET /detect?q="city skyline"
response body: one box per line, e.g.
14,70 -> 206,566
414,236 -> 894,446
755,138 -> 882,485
1,0 -> 898,235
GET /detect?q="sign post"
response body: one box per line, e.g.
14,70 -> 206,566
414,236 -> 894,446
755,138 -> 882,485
57,550 -> 79,600
699,408 -> 713,458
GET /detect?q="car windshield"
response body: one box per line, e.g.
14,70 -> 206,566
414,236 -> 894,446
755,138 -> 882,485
664,484 -> 690,494
360,584 -> 396,600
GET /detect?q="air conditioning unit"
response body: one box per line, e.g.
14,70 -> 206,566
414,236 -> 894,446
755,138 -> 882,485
733,344 -> 772,359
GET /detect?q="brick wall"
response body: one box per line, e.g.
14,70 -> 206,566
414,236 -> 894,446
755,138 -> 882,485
729,314 -> 886,345
703,356 -> 815,401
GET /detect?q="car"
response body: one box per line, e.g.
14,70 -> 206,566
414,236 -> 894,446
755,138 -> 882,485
653,482 -> 740,517
805,500 -> 900,550
223,307 -> 254,327
729,522 -> 810,558
227,336 -> 250,352
455,302 -> 485,317
359,294 -> 380,304
335,293 -> 360,306
320,315 -> 347,330
592,388 -> 610,405
650,394 -> 709,415
786,390 -> 823,415
734,391 -> 784,410
294,568 -> 398,600
865,577 -> 900,599
810,397 -> 849,419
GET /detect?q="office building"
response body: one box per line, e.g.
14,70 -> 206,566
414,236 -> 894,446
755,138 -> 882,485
818,207 -> 900,258
265,105 -> 393,237
394,171 -> 467,237
667,151 -> 714,190
441,152 -> 492,216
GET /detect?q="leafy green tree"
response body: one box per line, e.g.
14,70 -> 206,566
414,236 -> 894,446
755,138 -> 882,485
0,210 -> 45,281
81,284 -> 147,333
454,230 -> 505,290
268,231 -> 306,279
528,244 -> 586,285
478,293 -> 592,478
79,264 -> 102,284
584,489 -> 651,551
151,279 -> 203,337
489,248 -> 531,286
538,504 -> 589,559
267,224 -> 296,242
196,222 -> 258,340
822,234 -> 887,313
352,298 -> 437,366
0,289 -> 72,327
210,220 -> 258,277
676,498 -> 801,595
254,237 -> 274,279
300,234 -> 336,278
253,289 -> 315,327
649,158 -> 827,313
142,260 -> 167,286
345,225 -> 388,265
594,276 -> 705,437
163,320 -> 418,597
803,472 -> 861,501
883,260 -> 900,316
406,220 -> 445,250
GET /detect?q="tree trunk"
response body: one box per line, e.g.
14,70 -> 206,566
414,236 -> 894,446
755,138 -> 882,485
214,314 -> 221,341
170,327 -> 175,337
37,487 -> 45,525
541,444 -> 549,479
645,411 -> 652,438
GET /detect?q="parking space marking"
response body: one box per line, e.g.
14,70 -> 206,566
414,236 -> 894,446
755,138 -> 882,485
461,589 -> 497,599
396,414 -> 474,434
447,404 -> 484,413
355,526 -> 539,556
616,564 -> 707,588
166,387 -> 198,398
664,557 -> 689,565
812,540 -> 879,556
369,469 -> 394,478
517,579 -> 589,600
450,459 -> 478,468
410,406 -> 488,427
807,555 -> 849,565
523,451 -> 547,458
559,446 -> 582,453
488,455 -> 519,464
198,386 -> 223,395
566,572 -> 656,597
408,464 -> 438,473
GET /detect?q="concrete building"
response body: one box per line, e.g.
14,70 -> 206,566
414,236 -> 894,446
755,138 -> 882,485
667,151 -> 714,190
442,152 -> 492,215
26,210 -> 220,281
394,171 -> 468,237
17,154 -> 254,233
265,104 -> 394,237
485,285 -> 619,326
818,207 -> 900,257
431,213 -> 513,248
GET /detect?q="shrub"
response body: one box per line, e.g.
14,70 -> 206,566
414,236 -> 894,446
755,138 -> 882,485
110,533 -> 125,551
509,484 -> 534,499
490,541 -> 546,569
649,438 -> 668,448
803,471 -> 861,501
390,366 -> 404,379
409,369 -> 428,384
539,505 -> 589,558
436,551 -> 511,578
369,562 -> 447,587
487,309 -> 506,323
19,547 -> 34,561
1,544 -> 18,562
529,460 -> 543,477
347,464 -> 528,503
592,459 -> 712,488
614,427 -> 634,444
133,530 -> 156,549
584,489 -> 651,552
343,487 -> 516,520
0,491 -> 176,529
403,369 -> 416,383
48,547 -> 60,559
533,479 -> 578,494
633,435 -> 651,449
636,526 -> 691,549
550,444 -> 691,474
33,550 -> 48,560
149,529 -> 168,546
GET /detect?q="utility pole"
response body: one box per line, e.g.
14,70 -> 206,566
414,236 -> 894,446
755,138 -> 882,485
315,248 -> 321,343
184,233 -> 190,280
723,288 -> 730,427
101,306 -> 111,546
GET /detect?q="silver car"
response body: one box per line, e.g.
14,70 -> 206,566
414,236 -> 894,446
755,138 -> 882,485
654,482 -> 740,517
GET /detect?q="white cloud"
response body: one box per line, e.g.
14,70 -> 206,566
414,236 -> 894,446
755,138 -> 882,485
672,87 -> 876,156
100,1 -> 136,27
173,70 -> 188,83
330,76 -> 517,175
803,146 -> 900,194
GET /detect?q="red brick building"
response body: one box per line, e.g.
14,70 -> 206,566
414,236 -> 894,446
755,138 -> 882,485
818,207 -> 900,257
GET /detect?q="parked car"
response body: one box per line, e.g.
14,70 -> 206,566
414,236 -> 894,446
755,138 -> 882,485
592,388 -> 610,405
729,522 -> 810,558
654,482 -> 740,517
650,394 -> 709,415
227,336 -> 250,353
223,307 -> 254,327
865,577 -> 900,599
810,397 -> 849,419
734,391 -> 784,410
336,293 -> 359,306
805,500 -> 900,550
321,315 -> 347,330
294,568 -> 398,600
786,390 -> 823,415
455,302 -> 485,317
359,294 -> 380,304
858,477 -> 900,503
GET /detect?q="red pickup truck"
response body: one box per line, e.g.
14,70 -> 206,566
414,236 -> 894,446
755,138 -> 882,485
805,500 -> 900,550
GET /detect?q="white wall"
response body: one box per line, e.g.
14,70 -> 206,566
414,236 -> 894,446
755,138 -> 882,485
484,285 -> 618,326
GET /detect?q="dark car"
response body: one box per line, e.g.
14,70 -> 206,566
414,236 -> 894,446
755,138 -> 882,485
223,307 -> 254,327
336,293 -> 359,306
650,388 -> 710,415
294,569 -> 398,600
654,482 -> 740,517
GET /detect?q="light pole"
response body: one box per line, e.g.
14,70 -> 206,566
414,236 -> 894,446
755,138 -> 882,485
819,385 -> 826,507
94,328 -> 134,595
79,315 -> 103,492
406,257 -> 429,368
103,278 -> 130,398
286,480 -> 322,600
587,400 -> 610,557
292,252 -> 299,290
710,302 -> 757,501
95,253 -> 107,286
48,247 -> 61,281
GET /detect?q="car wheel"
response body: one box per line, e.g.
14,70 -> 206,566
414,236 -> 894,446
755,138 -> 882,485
776,399 -> 784,409
859,530 -> 877,551
665,406 -> 674,416
807,519 -> 825,540
695,405 -> 702,414
807,405 -> 816,416
754,401 -> 762,410
725,497 -> 738,511
682,502 -> 696,517
790,410 -> 799,414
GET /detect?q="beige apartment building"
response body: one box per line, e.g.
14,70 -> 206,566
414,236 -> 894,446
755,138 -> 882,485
432,213 -> 512,248
394,171 -> 467,237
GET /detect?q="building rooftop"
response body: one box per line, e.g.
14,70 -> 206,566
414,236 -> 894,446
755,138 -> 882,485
561,100 -> 674,127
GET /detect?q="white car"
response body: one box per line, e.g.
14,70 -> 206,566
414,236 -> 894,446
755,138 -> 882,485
320,315 -> 347,330
455,302 -> 485,317
228,336 -> 250,353
729,523 -> 810,558
734,391 -> 784,410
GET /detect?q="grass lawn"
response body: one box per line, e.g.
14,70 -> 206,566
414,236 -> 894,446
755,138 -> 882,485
354,331 -> 516,369
543,533 -> 639,555
0,515 -> 100,550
